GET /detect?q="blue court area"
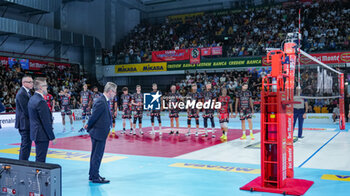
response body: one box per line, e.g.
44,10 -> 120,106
0,117 -> 349,196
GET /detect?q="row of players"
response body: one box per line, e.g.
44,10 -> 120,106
45,82 -> 255,140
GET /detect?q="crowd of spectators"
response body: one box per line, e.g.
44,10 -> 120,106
0,63 -> 88,113
108,1 -> 350,65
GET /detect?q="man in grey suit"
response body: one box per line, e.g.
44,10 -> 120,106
15,75 -> 33,161
85,82 -> 117,183
28,77 -> 56,162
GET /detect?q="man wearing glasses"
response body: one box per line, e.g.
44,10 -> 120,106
15,75 -> 34,161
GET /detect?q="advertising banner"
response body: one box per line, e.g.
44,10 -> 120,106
115,62 -> 167,73
152,49 -> 190,62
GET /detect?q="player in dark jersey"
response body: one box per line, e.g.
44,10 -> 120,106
121,87 -> 133,134
168,85 -> 182,135
234,82 -> 254,140
79,84 -> 92,132
186,84 -> 201,136
59,88 -> 73,131
44,93 -> 55,112
149,83 -> 163,135
131,85 -> 143,135
202,83 -> 216,137
217,88 -> 233,141
91,86 -> 102,107
109,95 -> 118,136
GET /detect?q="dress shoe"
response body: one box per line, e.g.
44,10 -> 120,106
91,177 -> 110,184
89,175 -> 106,181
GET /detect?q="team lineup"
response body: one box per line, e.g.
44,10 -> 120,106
45,82 -> 256,141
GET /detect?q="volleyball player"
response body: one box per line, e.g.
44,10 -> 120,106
150,83 -> 162,135
131,85 -> 143,135
168,85 -> 182,135
217,88 -> 233,141
202,83 -> 216,137
234,82 -> 254,140
186,84 -> 201,136
59,88 -> 73,131
79,84 -> 92,132
121,87 -> 133,134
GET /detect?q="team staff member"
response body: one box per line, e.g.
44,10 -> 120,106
15,75 -> 33,161
85,82 -> 117,183
28,77 -> 56,162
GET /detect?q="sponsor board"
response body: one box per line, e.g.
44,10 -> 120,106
0,112 -> 62,128
152,49 -> 190,62
115,62 -> 167,73
167,57 -> 262,70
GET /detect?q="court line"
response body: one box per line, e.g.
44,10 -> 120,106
298,131 -> 341,168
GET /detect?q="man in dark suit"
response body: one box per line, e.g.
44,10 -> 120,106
15,75 -> 33,160
28,77 -> 56,163
85,82 -> 117,183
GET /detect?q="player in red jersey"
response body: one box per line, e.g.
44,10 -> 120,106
44,93 -> 55,112
217,88 -> 233,141
131,85 -> 143,135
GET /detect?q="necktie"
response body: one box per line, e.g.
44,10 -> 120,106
27,91 -> 31,98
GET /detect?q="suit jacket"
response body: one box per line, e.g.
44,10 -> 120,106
28,93 -> 55,142
87,95 -> 112,141
15,87 -> 31,130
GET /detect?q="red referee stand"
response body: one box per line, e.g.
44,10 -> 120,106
240,43 -> 314,195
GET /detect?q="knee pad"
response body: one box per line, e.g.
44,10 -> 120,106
187,119 -> 191,125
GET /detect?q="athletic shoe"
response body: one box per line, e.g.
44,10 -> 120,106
220,134 -> 227,140
159,131 -> 162,136
140,131 -> 144,135
78,128 -> 85,133
111,128 -> 115,133
250,132 -> 255,140
133,131 -> 136,135
240,134 -> 247,140
175,131 -> 179,135
130,130 -> 133,134
169,131 -> 174,135
150,131 -> 154,135
186,132 -> 191,136
195,132 -> 199,137
212,134 -> 216,138
203,133 -> 208,137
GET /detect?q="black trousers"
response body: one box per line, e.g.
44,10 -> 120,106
34,141 -> 49,163
89,137 -> 106,179
19,129 -> 32,161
